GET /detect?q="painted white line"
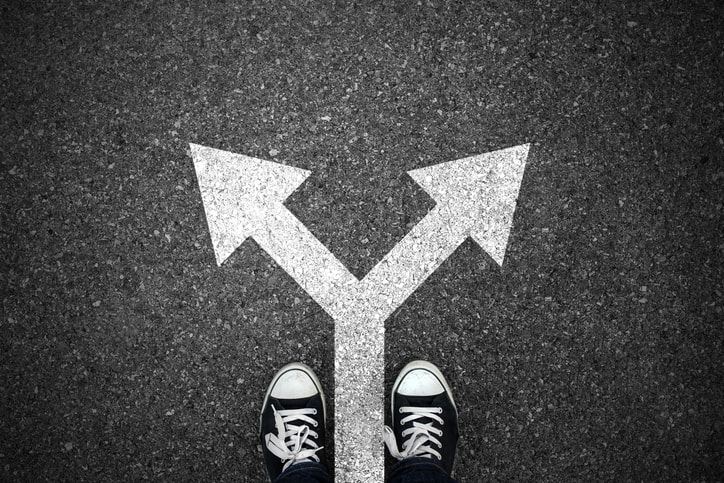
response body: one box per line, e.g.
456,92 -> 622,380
191,142 -> 529,482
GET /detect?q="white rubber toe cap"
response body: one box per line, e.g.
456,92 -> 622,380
270,367 -> 319,399
397,368 -> 445,396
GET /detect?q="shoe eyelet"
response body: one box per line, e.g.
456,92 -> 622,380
312,409 -> 318,415
398,407 -> 404,414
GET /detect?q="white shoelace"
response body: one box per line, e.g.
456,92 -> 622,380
383,406 -> 444,461
264,405 -> 323,471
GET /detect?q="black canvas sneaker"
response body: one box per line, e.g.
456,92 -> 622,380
260,362 -> 327,481
383,360 -> 459,475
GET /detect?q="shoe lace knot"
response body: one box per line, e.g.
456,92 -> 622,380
264,405 -> 323,471
384,406 -> 444,461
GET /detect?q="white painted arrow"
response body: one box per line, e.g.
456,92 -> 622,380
190,142 -> 529,482
355,146 -> 529,321
190,144 -> 356,321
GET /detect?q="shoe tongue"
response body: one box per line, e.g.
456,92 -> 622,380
399,393 -> 443,407
273,396 -> 314,411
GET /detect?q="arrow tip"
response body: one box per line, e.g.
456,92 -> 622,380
408,144 -> 530,266
190,143 -> 311,266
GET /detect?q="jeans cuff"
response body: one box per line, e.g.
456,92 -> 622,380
389,456 -> 449,476
275,461 -> 332,483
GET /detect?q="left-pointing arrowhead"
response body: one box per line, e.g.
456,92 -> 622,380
407,144 -> 529,266
190,143 -> 310,266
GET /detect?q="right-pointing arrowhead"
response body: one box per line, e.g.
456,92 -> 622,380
408,144 -> 529,266
190,143 -> 310,266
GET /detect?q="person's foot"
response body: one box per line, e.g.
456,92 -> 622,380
260,362 -> 327,481
383,360 -> 458,475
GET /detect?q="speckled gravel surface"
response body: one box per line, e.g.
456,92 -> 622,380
1,1 -> 723,482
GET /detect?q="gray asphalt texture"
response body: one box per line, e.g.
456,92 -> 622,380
1,1 -> 723,481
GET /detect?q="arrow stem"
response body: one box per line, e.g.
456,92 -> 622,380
333,312 -> 384,481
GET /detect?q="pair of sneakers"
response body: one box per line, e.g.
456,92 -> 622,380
260,360 -> 458,480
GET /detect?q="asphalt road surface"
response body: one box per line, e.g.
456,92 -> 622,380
2,1 -> 723,481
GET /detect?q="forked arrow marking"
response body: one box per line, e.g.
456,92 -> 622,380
190,142 -> 529,481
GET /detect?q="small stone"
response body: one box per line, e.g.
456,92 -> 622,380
269,148 -> 279,157
92,300 -> 101,307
